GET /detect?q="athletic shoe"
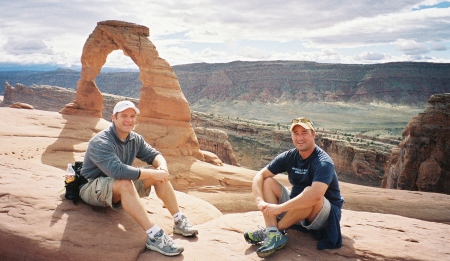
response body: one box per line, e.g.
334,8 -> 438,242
243,226 -> 267,245
146,229 -> 184,256
256,231 -> 288,258
173,215 -> 198,237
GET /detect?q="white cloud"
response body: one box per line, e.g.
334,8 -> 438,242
0,0 -> 449,68
4,37 -> 53,55
394,39 -> 429,55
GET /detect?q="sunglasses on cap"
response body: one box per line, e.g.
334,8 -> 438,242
291,117 -> 313,125
290,117 -> 315,130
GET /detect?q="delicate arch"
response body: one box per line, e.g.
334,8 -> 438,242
61,20 -> 202,159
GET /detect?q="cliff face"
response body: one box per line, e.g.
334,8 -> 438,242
382,93 -> 450,194
194,127 -> 240,166
318,136 -> 391,187
2,61 -> 450,107
175,61 -> 450,106
2,82 -> 75,111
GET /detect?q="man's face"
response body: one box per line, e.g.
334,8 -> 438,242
291,125 -> 316,153
112,108 -> 137,138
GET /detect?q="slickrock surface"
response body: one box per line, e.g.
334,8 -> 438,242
1,107 -> 450,260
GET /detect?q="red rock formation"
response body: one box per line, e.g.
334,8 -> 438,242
382,93 -> 450,194
2,82 -> 75,111
59,20 -> 202,160
318,136 -> 390,186
194,127 -> 240,166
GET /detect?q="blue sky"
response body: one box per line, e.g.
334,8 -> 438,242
0,0 -> 449,70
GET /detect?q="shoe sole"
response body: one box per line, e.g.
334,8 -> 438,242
145,243 -> 184,256
256,241 -> 288,258
173,229 -> 199,237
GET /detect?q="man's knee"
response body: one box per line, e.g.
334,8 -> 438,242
114,179 -> 135,193
261,177 -> 282,197
262,177 -> 277,188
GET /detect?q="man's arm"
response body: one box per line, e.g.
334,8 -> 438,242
263,181 -> 328,217
138,154 -> 170,182
151,154 -> 168,171
281,181 -> 327,211
252,167 -> 275,210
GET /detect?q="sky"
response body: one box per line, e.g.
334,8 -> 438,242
0,0 -> 449,70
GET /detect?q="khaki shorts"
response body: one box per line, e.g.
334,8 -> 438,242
279,185 -> 331,230
79,176 -> 151,210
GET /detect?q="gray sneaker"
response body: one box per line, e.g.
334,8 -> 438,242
146,229 -> 184,256
173,215 -> 198,237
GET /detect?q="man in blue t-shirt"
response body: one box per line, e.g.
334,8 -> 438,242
244,117 -> 343,258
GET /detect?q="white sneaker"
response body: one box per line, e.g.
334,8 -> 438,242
146,229 -> 184,256
173,215 -> 198,237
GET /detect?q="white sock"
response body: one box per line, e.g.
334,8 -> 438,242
146,225 -> 161,239
173,211 -> 183,222
267,226 -> 279,234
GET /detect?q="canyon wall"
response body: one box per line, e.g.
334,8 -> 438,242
382,93 -> 450,194
3,61 -> 450,107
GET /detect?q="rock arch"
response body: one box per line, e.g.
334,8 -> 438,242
60,20 -> 203,159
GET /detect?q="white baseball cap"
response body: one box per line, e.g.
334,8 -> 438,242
113,101 -> 140,115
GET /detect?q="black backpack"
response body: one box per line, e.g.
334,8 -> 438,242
64,161 -> 88,205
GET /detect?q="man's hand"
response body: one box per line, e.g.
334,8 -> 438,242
256,199 -> 269,211
153,168 -> 170,182
262,203 -> 283,216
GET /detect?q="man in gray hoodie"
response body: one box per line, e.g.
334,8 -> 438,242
80,100 -> 197,256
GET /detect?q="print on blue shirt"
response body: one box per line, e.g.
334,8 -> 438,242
292,167 -> 307,175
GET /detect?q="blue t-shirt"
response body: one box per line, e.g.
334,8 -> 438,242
267,146 -> 343,206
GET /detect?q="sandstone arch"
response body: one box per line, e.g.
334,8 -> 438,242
60,20 -> 203,159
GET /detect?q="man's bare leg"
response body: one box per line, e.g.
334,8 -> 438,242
261,177 -> 282,227
112,179 -> 153,230
151,180 -> 180,215
278,197 -> 324,230
260,178 -> 324,231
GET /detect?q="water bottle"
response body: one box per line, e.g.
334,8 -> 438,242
65,163 -> 76,183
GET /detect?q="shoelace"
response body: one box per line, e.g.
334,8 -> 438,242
261,231 -> 283,247
250,225 -> 267,241
261,232 -> 272,246
158,233 -> 175,248
178,217 -> 192,229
